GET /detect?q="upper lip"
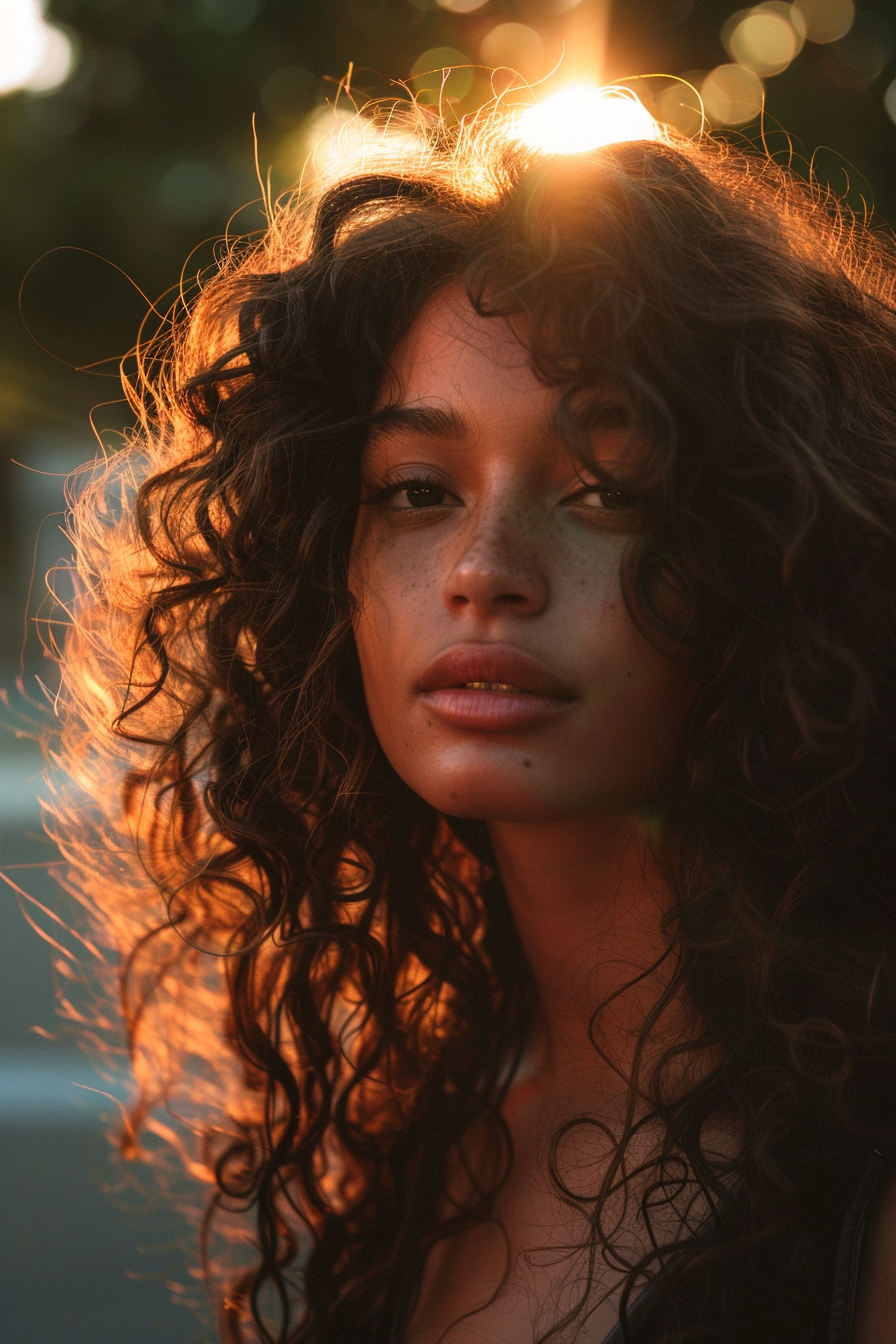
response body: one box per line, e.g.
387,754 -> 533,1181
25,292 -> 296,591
417,644 -> 577,699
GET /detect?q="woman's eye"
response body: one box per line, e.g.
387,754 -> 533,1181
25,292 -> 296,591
361,475 -> 462,513
386,479 -> 452,510
570,485 -> 640,512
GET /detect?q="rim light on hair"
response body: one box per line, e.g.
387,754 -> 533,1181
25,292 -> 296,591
511,85 -> 662,155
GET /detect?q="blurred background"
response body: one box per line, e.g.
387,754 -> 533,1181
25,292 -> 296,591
1,0 -> 895,1339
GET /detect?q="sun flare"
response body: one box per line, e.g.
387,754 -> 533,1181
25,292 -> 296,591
511,86 -> 662,156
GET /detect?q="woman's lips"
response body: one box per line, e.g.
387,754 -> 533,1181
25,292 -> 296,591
420,686 -> 571,731
417,644 -> 575,732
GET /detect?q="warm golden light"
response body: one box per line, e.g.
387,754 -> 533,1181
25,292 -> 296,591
512,86 -> 661,156
287,105 -> 428,190
0,0 -> 75,95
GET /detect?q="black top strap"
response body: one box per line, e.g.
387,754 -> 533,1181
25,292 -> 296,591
600,1150 -> 893,1344
828,1148 -> 891,1344
599,1276 -> 664,1344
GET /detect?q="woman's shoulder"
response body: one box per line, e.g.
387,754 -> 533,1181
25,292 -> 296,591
851,1155 -> 896,1344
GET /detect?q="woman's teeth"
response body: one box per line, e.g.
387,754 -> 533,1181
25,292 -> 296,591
463,681 -> 522,692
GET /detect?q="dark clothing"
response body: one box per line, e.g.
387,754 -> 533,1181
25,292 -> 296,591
600,1149 -> 889,1344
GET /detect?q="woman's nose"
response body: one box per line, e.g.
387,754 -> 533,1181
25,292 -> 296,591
443,502 -> 549,618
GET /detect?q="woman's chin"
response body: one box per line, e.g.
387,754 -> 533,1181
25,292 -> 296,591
404,764 -> 590,824
445,798 -> 567,823
438,795 -> 570,824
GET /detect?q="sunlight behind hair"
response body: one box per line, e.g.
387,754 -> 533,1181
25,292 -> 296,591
295,104 -> 428,189
511,86 -> 662,155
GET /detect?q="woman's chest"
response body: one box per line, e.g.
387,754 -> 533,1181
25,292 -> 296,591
403,1126 -> 660,1344
404,1187 -> 626,1344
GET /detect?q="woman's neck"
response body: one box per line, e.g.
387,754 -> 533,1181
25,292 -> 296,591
488,811 -> 680,1112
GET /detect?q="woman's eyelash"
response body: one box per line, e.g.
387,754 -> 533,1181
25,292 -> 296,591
362,477 -> 451,508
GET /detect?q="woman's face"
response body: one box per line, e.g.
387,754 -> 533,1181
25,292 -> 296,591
350,286 -> 692,823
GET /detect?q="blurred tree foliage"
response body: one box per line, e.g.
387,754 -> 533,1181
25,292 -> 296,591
0,0 -> 894,446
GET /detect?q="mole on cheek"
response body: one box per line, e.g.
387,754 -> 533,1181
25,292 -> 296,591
523,759 -> 532,769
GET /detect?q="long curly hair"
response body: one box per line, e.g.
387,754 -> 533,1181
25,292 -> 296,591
47,102 -> 896,1343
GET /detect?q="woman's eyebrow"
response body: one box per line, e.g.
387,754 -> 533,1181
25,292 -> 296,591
366,402 -> 467,446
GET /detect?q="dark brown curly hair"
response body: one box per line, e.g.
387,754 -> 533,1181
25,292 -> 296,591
47,102 -> 896,1344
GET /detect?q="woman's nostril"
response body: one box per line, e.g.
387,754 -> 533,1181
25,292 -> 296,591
448,585 -> 538,611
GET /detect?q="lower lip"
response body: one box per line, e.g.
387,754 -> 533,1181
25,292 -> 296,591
420,688 -> 571,731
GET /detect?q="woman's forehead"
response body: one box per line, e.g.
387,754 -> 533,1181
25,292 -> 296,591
371,283 -> 641,470
378,283 -> 532,403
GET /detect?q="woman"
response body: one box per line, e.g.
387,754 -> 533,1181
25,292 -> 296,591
50,94 -> 896,1343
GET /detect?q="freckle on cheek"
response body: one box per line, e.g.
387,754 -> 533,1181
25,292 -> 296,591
523,759 -> 532,769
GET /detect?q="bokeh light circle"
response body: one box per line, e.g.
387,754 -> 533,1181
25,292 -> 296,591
792,0 -> 855,44
480,24 -> 546,82
884,76 -> 896,127
410,47 -> 473,102
436,0 -> 488,12
0,0 -> 48,94
728,10 -> 801,76
701,63 -> 764,125
656,78 -> 705,136
25,24 -> 76,93
261,66 -> 316,127
157,161 -> 226,226
832,13 -> 894,84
